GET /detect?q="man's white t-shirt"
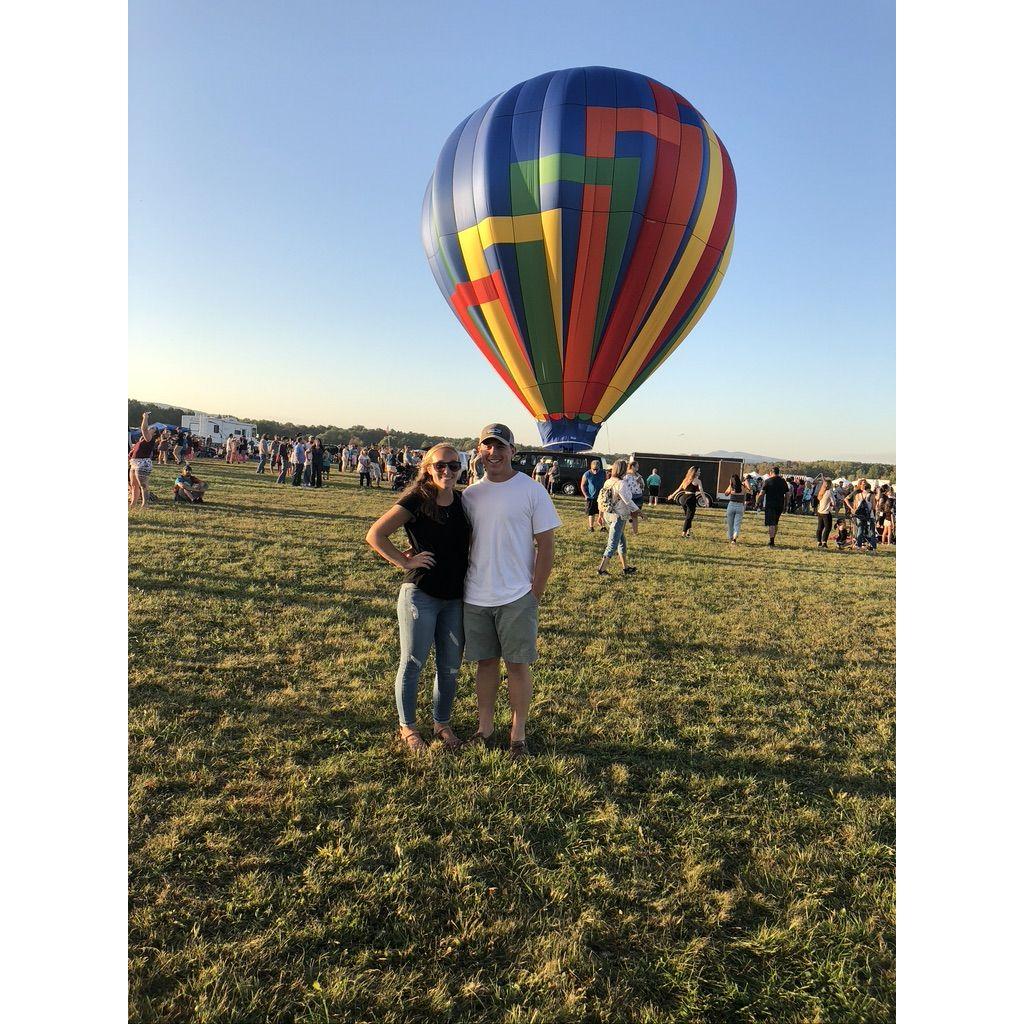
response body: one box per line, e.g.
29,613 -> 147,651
461,472 -> 561,607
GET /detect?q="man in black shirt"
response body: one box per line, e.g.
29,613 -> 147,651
758,466 -> 790,547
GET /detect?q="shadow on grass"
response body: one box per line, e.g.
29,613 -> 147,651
196,503 -> 370,523
129,567 -> 395,610
653,549 -> 894,580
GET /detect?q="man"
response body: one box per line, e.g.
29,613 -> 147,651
171,431 -> 185,465
758,466 -> 789,547
646,467 -> 661,507
845,480 -> 877,551
580,459 -> 606,531
461,424 -> 561,758
256,434 -> 270,474
291,436 -> 306,486
173,464 -> 207,503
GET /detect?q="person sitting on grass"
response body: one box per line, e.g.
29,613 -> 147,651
833,519 -> 853,549
173,464 -> 207,504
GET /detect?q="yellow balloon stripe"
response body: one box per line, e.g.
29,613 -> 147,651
454,222 -> 543,416
598,228 -> 735,421
592,124 -> 725,420
690,122 -> 724,245
461,215 -> 545,256
540,209 -> 563,366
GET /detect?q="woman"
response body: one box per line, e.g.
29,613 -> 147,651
357,448 -> 372,487
128,412 -> 156,510
623,462 -> 644,534
309,439 -> 324,488
815,478 -> 836,548
276,439 -> 291,484
156,431 -> 171,465
878,485 -> 895,545
597,460 -> 640,577
365,444 -> 470,754
667,467 -> 705,537
723,474 -> 751,544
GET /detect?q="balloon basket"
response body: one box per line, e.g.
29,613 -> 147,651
537,418 -> 602,453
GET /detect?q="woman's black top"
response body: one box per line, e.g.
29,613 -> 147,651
131,436 -> 155,459
397,490 -> 471,600
683,482 -> 699,503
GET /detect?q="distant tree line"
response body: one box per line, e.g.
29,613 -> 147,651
128,399 -> 475,451
129,401 -> 894,479
749,459 -> 896,483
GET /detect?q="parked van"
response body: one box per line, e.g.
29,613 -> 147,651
510,449 -> 597,496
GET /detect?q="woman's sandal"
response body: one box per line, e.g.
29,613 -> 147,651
432,724 -> 463,751
398,728 -> 429,754
463,730 -> 495,749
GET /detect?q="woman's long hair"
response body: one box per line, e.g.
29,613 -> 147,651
608,459 -> 628,480
729,474 -> 742,492
681,466 -> 700,488
818,478 -> 833,501
398,443 -> 462,522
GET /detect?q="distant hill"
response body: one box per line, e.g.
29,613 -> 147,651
703,450 -> 786,464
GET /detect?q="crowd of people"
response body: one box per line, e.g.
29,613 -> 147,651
579,463 -> 895,555
131,411 -> 894,757
130,416 -> 895,556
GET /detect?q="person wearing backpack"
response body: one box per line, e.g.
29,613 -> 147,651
845,480 -> 877,551
597,460 -> 640,577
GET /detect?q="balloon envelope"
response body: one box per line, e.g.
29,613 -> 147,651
422,66 -> 736,451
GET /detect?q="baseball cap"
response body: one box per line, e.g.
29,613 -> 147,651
478,423 -> 515,445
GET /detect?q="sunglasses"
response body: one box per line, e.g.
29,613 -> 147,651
431,460 -> 462,472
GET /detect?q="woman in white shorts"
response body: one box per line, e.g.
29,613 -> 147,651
128,411 -> 157,510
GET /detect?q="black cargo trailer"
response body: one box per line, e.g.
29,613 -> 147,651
629,453 -> 744,504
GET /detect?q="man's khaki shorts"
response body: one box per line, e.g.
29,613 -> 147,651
463,591 -> 539,664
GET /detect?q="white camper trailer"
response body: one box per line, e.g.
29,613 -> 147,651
180,413 -> 257,442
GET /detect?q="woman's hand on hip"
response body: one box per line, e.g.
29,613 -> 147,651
404,551 -> 436,570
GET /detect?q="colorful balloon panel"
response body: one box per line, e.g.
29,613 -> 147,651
422,66 -> 736,451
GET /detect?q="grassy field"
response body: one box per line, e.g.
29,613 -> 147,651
128,461 -> 895,1024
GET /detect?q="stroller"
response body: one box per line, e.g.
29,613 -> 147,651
392,466 -> 412,491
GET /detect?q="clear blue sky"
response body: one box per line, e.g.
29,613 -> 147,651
129,0 -> 894,462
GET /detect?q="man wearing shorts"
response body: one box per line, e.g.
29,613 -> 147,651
461,424 -> 561,758
759,466 -> 790,547
580,459 -> 606,531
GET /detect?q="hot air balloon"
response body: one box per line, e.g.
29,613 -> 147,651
421,66 -> 736,452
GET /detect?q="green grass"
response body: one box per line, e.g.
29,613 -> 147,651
129,461 -> 895,1024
